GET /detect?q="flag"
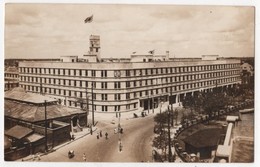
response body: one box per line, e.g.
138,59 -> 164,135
84,15 -> 93,23
148,50 -> 154,54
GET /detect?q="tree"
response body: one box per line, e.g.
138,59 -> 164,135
153,110 -> 175,162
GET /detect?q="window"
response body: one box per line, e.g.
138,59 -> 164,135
126,70 -> 130,76
126,104 -> 130,110
101,82 -> 107,89
102,94 -> 108,101
126,81 -> 130,88
92,82 -> 96,88
139,70 -> 142,76
114,82 -> 121,89
115,106 -> 120,111
139,80 -> 142,86
126,93 -> 130,100
79,70 -> 82,76
101,70 -> 107,77
92,70 -> 96,77
102,106 -> 108,112
115,94 -> 121,101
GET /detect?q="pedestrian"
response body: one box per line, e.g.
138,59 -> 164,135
36,153 -> 41,160
114,128 -> 117,134
90,127 -> 93,135
96,132 -> 99,139
83,153 -> 86,161
105,132 -> 108,139
100,130 -> 102,137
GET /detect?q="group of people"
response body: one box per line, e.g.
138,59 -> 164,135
96,130 -> 109,139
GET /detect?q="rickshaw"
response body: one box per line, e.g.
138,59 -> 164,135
68,150 -> 75,158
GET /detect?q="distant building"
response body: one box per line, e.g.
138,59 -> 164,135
18,35 -> 242,113
4,66 -> 19,91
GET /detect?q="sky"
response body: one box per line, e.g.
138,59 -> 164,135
4,3 -> 255,59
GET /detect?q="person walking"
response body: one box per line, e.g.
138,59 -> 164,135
96,132 -> 99,139
83,153 -> 86,162
100,130 -> 102,137
105,132 -> 108,139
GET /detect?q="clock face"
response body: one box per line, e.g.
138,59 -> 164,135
114,71 -> 121,77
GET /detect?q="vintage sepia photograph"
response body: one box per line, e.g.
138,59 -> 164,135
3,1 -> 255,164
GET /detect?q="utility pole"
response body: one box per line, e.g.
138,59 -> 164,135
85,87 -> 89,126
91,82 -> 95,126
167,109 -> 172,162
44,100 -> 48,152
118,112 -> 122,152
152,96 -> 154,113
148,94 -> 150,114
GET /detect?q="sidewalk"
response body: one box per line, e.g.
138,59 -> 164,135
18,126 -> 97,162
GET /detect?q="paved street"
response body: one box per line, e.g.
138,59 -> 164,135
38,114 -> 155,162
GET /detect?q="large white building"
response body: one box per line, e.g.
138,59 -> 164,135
18,35 -> 241,113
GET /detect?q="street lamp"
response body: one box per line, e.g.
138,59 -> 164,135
91,81 -> 95,126
117,111 -> 122,152
44,100 -> 48,152
167,108 -> 172,162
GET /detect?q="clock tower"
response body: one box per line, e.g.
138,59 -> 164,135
89,35 -> 101,62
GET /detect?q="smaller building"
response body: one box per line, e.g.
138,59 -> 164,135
4,87 -> 87,160
183,128 -> 223,159
60,56 -> 79,62
130,51 -> 170,62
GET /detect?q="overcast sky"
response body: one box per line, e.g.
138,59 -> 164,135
4,4 -> 254,59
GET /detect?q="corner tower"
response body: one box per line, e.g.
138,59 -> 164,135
89,35 -> 101,62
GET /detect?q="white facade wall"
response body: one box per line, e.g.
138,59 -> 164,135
19,59 -> 241,113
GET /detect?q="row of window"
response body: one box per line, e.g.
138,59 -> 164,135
19,63 -> 240,77
67,101 -> 136,112
20,70 -> 240,89
5,73 -> 19,78
20,77 -> 240,101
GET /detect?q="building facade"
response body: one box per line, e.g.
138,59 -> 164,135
4,66 -> 19,91
18,35 -> 242,113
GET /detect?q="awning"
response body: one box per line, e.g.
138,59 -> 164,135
5,125 -> 33,140
26,133 -> 44,143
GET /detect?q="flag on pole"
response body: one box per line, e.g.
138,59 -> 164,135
84,15 -> 93,23
148,50 -> 155,54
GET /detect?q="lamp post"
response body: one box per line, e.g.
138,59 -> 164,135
44,100 -> 48,152
117,112 -> 122,152
91,82 -> 95,126
148,94 -> 150,114
167,108 -> 172,162
85,87 -> 89,126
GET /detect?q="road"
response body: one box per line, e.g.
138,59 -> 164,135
39,114 -> 155,162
